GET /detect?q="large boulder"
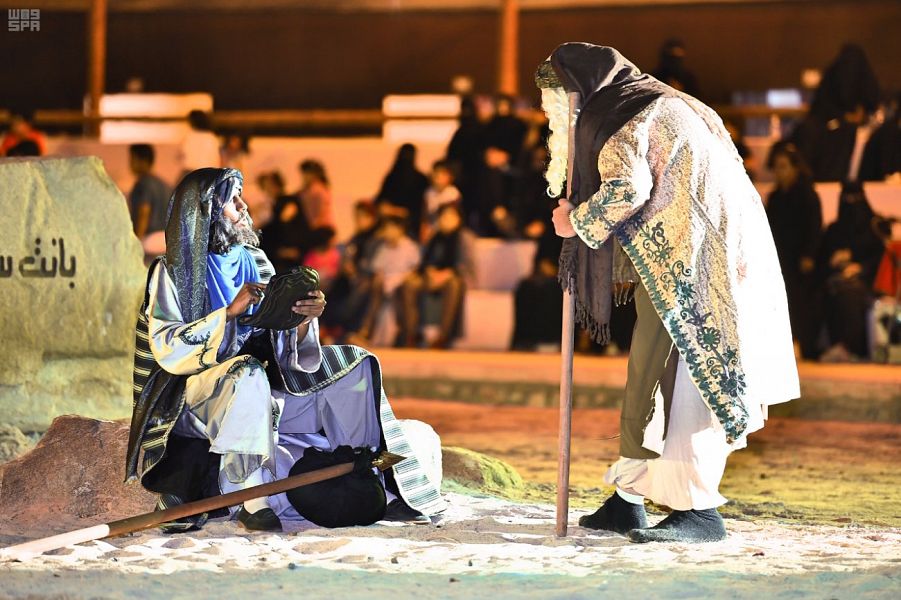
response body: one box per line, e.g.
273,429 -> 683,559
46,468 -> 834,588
0,156 -> 145,431
0,416 -> 155,528
441,446 -> 523,493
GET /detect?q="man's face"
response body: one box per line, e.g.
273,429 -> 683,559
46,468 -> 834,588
221,184 -> 249,226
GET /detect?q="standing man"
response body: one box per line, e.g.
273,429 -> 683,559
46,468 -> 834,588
538,43 -> 798,543
128,144 -> 172,241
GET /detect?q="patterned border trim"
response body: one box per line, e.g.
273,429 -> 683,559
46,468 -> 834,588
576,181 -> 749,442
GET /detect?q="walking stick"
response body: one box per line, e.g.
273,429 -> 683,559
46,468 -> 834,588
556,90 -> 580,538
0,451 -> 406,562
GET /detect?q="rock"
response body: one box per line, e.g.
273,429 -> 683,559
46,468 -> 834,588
441,446 -> 523,492
0,425 -> 35,464
0,415 -> 155,527
0,157 -> 145,431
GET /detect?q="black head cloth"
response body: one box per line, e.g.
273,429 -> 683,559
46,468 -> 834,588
537,43 -> 672,343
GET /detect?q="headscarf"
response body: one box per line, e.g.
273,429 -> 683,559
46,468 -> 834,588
538,43 -> 671,343
164,167 -> 243,322
809,44 -> 880,121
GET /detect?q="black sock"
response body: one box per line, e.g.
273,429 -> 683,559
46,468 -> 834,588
578,492 -> 648,534
628,508 -> 726,543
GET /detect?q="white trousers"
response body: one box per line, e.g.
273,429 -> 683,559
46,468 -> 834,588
604,357 -> 732,511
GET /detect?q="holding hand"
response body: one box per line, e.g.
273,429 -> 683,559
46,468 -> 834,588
292,290 -> 327,324
225,283 -> 266,321
552,198 -> 577,238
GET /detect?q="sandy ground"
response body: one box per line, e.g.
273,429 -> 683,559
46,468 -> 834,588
2,399 -> 900,599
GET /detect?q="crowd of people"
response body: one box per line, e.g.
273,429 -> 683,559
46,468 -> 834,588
3,40 -> 898,361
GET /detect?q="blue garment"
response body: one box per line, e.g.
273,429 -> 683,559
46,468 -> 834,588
207,244 -> 261,336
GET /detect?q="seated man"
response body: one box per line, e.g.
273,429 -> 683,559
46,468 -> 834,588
126,168 -> 444,532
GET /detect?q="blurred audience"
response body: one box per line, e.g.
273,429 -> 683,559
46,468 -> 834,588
471,146 -> 518,237
424,159 -> 462,236
788,44 -> 881,182
483,94 -> 528,163
860,92 -> 901,181
765,142 -> 823,359
1,112 -> 46,156
298,159 -> 334,229
220,133 -> 249,172
375,143 -> 429,238
251,170 -> 285,229
179,110 -> 220,175
302,226 -> 341,291
652,39 -> 701,99
446,97 -> 487,214
321,201 -> 381,341
396,204 -> 475,349
128,143 -> 172,241
816,182 -> 889,361
260,173 -> 309,275
511,233 -> 563,352
351,216 -> 420,344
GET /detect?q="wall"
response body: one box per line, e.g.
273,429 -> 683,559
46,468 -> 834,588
3,1 -> 899,112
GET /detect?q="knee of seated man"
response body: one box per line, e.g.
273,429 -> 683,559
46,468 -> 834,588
227,355 -> 270,388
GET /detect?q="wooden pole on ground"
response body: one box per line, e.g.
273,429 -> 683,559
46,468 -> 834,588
556,91 -> 580,538
86,0 -> 107,137
0,452 -> 405,562
497,0 -> 519,96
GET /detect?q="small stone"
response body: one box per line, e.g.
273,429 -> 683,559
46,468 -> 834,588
287,562 -> 298,570
449,578 -> 459,583
467,559 -> 473,567
391,556 -> 399,564
752,551 -> 765,557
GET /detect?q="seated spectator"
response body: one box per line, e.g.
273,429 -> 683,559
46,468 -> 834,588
423,159 -> 462,236
511,235 -> 564,352
302,226 -> 341,291
816,182 -> 889,361
396,204 -> 475,349
860,92 -> 901,181
470,146 -> 518,237
220,133 -> 249,172
788,44 -> 881,182
5,140 -> 40,157
513,145 -> 555,239
483,94 -> 527,163
375,143 -> 429,239
321,201 -> 381,341
251,170 -> 285,229
1,111 -> 46,156
350,215 -> 420,345
179,110 -> 220,175
766,142 -> 823,359
446,97 -> 486,214
651,38 -> 701,99
260,179 -> 310,276
128,143 -> 172,242
298,159 -> 335,229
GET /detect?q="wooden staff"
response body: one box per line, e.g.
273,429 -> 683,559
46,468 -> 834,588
0,451 -> 405,562
556,90 -> 580,538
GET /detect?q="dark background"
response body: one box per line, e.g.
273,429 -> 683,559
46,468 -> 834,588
3,0 -> 900,112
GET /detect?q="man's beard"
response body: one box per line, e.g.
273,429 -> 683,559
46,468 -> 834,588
209,211 -> 260,254
541,86 -> 571,198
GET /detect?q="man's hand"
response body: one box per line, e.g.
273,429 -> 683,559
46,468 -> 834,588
292,290 -> 327,324
225,283 -> 266,321
552,199 -> 576,238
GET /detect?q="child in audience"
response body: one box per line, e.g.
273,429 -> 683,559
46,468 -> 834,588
423,160 -> 462,237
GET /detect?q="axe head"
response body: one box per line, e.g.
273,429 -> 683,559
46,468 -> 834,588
372,451 -> 407,471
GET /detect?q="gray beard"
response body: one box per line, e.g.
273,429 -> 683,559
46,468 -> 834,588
209,212 -> 260,254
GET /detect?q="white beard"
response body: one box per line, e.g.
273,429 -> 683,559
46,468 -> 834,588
541,87 -> 571,198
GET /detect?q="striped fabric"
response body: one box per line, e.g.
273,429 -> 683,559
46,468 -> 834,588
127,248 -> 446,517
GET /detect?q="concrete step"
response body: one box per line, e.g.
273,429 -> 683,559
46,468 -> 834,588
376,349 -> 901,424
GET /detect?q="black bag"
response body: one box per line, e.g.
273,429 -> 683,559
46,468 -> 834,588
238,266 -> 320,330
285,446 -> 387,527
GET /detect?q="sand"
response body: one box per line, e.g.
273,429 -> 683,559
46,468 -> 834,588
1,398 -> 899,598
